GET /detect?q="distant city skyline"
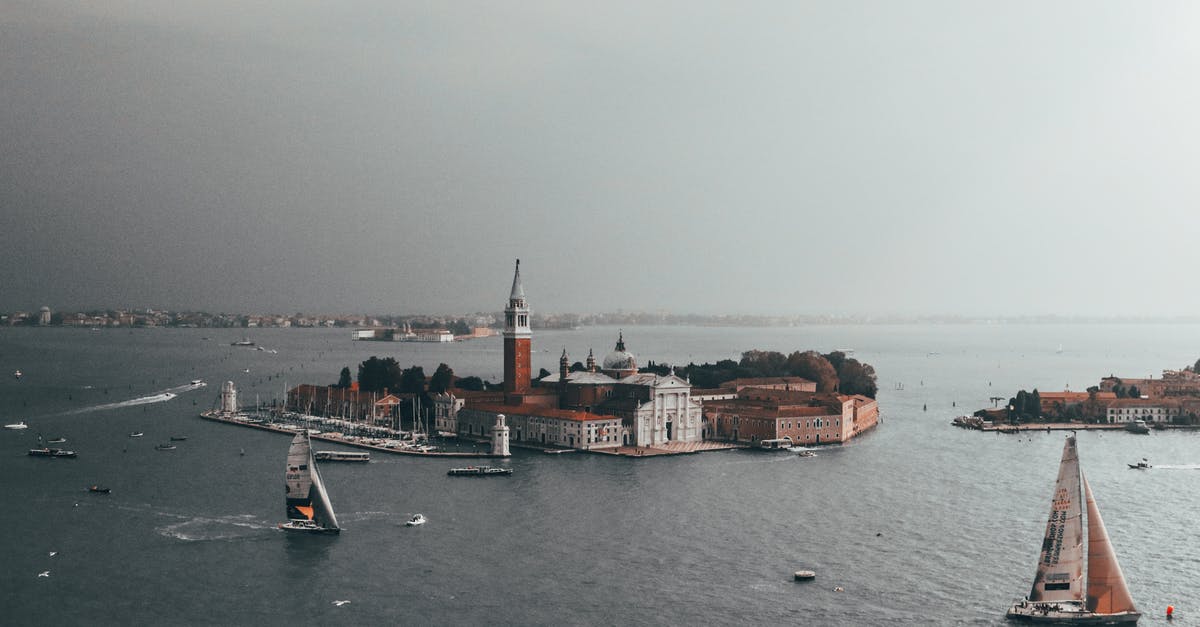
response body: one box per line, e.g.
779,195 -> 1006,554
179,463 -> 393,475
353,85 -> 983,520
5,3 -> 1200,317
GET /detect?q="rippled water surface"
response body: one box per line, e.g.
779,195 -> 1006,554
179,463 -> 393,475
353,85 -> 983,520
1,324 -> 1197,625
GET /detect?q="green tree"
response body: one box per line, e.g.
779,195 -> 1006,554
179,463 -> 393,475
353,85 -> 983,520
824,351 -> 848,373
835,358 -> 877,398
333,367 -> 353,389
456,376 -> 485,391
429,363 -> 455,394
1029,389 -> 1041,419
1127,385 -> 1140,399
786,351 -> 839,392
399,365 -> 426,394
358,356 -> 403,393
739,350 -> 789,377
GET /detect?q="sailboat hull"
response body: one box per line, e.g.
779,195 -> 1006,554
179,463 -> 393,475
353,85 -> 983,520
278,520 -> 340,534
1006,602 -> 1139,624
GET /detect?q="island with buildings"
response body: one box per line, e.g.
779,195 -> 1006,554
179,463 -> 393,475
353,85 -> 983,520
278,260 -> 880,457
958,364 -> 1200,431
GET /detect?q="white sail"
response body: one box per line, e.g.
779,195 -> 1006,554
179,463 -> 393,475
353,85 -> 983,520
284,432 -> 339,530
1084,476 -> 1137,616
1028,435 -> 1084,603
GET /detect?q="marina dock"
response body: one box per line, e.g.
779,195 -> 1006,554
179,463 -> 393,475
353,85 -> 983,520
199,411 -> 508,458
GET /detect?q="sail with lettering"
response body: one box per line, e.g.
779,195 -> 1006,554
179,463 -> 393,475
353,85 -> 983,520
1028,436 -> 1084,603
1006,436 -> 1139,623
279,431 -> 340,534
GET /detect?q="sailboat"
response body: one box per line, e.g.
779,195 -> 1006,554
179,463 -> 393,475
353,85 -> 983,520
278,431 -> 341,534
1006,436 -> 1139,624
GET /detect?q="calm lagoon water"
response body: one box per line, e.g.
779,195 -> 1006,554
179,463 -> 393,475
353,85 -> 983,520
1,324 -> 1197,625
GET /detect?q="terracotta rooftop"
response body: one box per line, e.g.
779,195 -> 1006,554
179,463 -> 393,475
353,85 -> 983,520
465,402 -> 614,423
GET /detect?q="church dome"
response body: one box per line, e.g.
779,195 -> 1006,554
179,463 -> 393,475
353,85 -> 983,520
602,332 -> 636,371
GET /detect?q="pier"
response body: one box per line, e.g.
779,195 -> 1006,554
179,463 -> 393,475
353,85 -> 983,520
199,411 -> 508,458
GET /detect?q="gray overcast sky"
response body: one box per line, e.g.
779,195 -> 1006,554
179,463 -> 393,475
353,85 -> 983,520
3,2 -> 1198,316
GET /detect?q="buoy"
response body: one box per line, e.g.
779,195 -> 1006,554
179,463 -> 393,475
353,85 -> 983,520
793,570 -> 816,582
1167,605 -> 1174,619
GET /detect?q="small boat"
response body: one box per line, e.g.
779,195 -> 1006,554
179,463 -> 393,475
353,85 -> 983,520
231,338 -> 255,347
29,447 -> 77,458
1005,436 -> 1140,624
4,421 -> 28,430
796,450 -> 817,458
1123,420 -> 1149,434
129,432 -> 144,438
405,514 -> 426,527
793,570 -> 816,581
1127,458 -> 1151,470
13,370 -> 21,379
314,451 -> 370,462
169,436 -> 188,441
154,443 -> 177,451
447,466 -> 513,477
88,485 -> 111,494
47,436 -> 67,444
279,431 -> 341,534
190,379 -> 205,386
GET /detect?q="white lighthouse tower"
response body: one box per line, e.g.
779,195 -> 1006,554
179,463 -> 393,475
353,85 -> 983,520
491,414 -> 511,457
220,381 -> 238,414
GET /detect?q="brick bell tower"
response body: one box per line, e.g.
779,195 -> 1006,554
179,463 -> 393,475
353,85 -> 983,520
503,259 -> 532,398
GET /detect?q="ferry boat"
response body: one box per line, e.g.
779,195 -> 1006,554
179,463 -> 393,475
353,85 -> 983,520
29,447 -> 77,458
447,466 -> 513,477
315,450 -> 370,462
759,437 -> 794,450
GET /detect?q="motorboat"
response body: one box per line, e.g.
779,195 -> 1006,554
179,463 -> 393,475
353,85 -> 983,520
405,514 -> 427,527
447,466 -> 513,477
47,436 -> 67,444
190,379 -> 205,386
13,370 -> 21,379
169,436 -> 188,441
88,485 -> 111,494
796,450 -> 817,458
231,338 -> 255,347
29,447 -> 77,458
129,432 -> 144,438
1127,459 -> 1151,470
1124,420 -> 1150,434
154,443 -> 177,451
4,421 -> 28,430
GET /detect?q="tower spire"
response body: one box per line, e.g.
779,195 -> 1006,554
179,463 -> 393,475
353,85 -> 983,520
509,258 -> 525,301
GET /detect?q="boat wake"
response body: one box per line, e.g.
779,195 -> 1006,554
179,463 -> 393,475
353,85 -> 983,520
157,514 -> 272,542
1144,464 -> 1200,470
60,391 -> 178,415
54,381 -> 208,417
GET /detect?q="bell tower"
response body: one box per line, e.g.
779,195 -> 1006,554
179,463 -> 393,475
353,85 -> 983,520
503,259 -> 532,397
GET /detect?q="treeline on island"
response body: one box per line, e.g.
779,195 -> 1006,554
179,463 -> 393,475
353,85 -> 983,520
639,349 -> 878,398
333,349 -> 879,400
